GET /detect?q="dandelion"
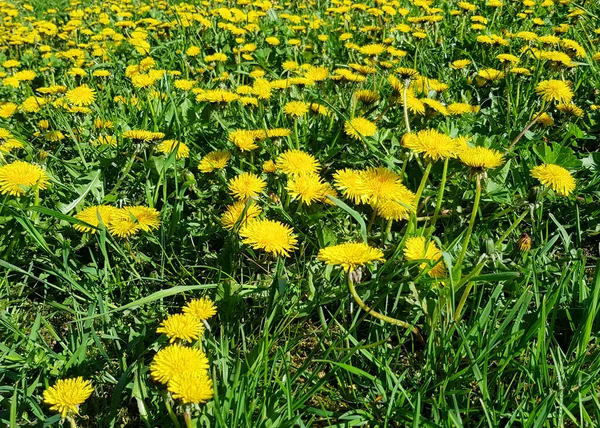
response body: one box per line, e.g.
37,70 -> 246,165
0,161 -> 50,196
239,219 -> 298,257
199,150 -> 230,173
530,164 -> 575,196
451,59 -> 471,69
107,218 -> 141,238
156,139 -> 190,159
150,344 -> 209,384
221,200 -> 262,230
359,167 -> 412,206
123,130 -> 165,141
114,206 -> 161,232
276,150 -> 320,176
344,117 -> 377,140
168,371 -> 213,404
43,377 -> 94,418
333,168 -> 368,204
157,313 -> 204,343
183,297 -> 217,321
404,237 -> 445,278
286,173 -> 328,205
228,172 -> 266,200
283,100 -> 310,117
65,84 -> 96,106
318,242 -> 384,272
229,129 -> 259,151
402,129 -> 457,161
535,80 -> 573,104
459,146 -> 505,170
74,205 -> 122,233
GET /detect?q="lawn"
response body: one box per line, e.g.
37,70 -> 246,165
0,0 -> 599,426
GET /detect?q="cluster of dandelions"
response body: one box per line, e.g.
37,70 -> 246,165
151,297 -> 217,409
73,205 -> 160,238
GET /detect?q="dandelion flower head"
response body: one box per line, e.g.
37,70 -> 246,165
239,219 -> 298,257
43,377 -> 94,418
318,242 -> 385,272
530,163 -> 575,196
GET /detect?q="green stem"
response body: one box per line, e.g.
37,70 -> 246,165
66,416 -> 77,428
456,174 -> 482,269
414,161 -> 432,211
162,391 -> 182,428
494,210 -> 528,249
183,406 -> 195,428
366,209 -> 377,235
346,274 -> 424,343
402,84 -> 411,133
427,157 -> 448,235
506,108 -> 546,153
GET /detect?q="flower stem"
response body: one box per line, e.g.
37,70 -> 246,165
427,157 -> 449,235
346,274 -> 424,343
456,174 -> 482,269
414,161 -> 432,211
506,109 -> 546,153
402,84 -> 411,133
494,210 -> 528,249
66,416 -> 77,428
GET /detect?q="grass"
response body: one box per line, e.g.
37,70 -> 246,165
0,0 -> 600,426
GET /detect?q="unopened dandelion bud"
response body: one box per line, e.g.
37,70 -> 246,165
517,233 -> 531,252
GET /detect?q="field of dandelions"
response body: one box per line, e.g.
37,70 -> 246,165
1,0 -> 600,426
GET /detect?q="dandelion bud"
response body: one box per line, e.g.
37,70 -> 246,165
38,149 -> 49,162
517,233 -> 531,252
183,170 -> 196,183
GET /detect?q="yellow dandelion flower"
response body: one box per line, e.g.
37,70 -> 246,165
451,59 -> 471,69
0,161 -> 50,196
228,172 -> 266,200
354,89 -> 380,104
183,297 -> 217,321
262,160 -> 277,173
0,102 -> 18,118
118,206 -> 161,232
402,129 -> 458,161
94,135 -> 117,147
359,167 -> 411,206
157,313 -> 204,343
283,100 -> 310,117
276,150 -> 320,176
373,188 -> 416,221
65,84 -> 96,106
239,219 -> 298,257
344,117 -> 377,140
107,217 -> 141,238
459,146 -> 505,170
150,344 -> 209,384
43,377 -> 94,418
530,164 -> 575,196
221,200 -> 262,230
333,168 -> 368,204
157,139 -> 190,159
318,242 -> 385,272
199,150 -> 230,173
123,130 -> 165,141
167,371 -> 213,404
404,237 -> 445,278
229,129 -> 259,151
74,205 -> 122,233
535,80 -> 573,104
286,173 -> 328,205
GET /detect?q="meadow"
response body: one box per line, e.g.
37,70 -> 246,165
0,0 -> 599,426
